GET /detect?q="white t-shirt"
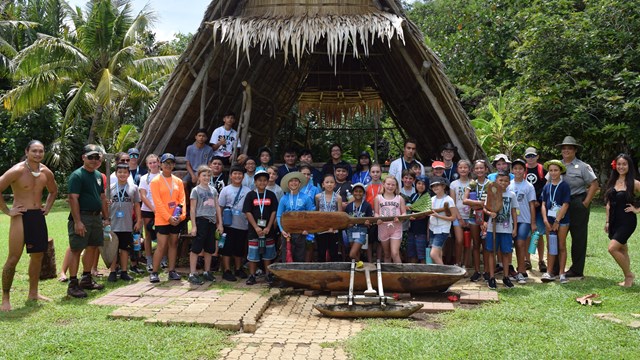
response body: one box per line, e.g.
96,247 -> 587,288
508,180 -> 536,224
388,157 -> 425,185
138,172 -> 159,212
209,126 -> 241,158
429,195 -> 455,234
450,179 -> 471,219
487,191 -> 519,234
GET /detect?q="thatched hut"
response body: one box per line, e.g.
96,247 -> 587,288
138,0 -> 485,163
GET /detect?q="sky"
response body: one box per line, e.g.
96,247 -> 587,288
66,0 -> 211,41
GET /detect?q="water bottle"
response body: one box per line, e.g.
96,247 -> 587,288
425,247 -> 433,264
218,233 -> 227,249
258,236 -> 266,254
346,190 -> 354,202
103,225 -> 112,241
548,231 -> 558,256
528,231 -> 540,254
306,233 -> 315,242
133,232 -> 141,251
470,191 -> 483,224
463,229 -> 471,248
172,204 -> 183,217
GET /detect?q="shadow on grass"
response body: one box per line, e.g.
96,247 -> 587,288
0,300 -> 45,321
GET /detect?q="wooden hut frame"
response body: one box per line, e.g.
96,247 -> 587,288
138,0 -> 485,163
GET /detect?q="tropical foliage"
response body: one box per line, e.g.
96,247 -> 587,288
0,0 -> 180,174
407,0 -> 640,176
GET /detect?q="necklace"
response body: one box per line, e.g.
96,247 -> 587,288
25,161 -> 41,177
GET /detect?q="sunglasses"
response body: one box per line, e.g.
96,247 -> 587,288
129,154 -> 139,159
162,161 -> 175,165
120,159 -> 130,163
86,154 -> 101,160
525,154 -> 537,158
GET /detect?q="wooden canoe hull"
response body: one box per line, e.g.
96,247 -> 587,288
268,262 -> 465,293
314,303 -> 423,318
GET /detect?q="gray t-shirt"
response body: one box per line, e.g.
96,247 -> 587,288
218,184 -> 250,230
109,182 -> 140,232
186,143 -> 214,171
561,158 -> 597,196
190,184 -> 219,221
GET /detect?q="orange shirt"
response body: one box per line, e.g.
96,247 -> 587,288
149,174 -> 186,226
365,182 -> 383,208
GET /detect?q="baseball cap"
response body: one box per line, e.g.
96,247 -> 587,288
83,144 -> 104,156
127,148 -> 140,156
511,158 -> 526,167
524,147 -> 537,157
160,153 -> 176,163
254,170 -> 269,180
430,176 -> 447,187
351,182 -> 366,192
431,161 -> 445,169
492,154 -> 511,164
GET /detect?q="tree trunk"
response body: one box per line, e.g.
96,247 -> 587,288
39,238 -> 57,280
87,105 -> 103,144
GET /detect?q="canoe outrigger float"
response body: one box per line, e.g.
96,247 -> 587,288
312,260 -> 423,318
268,262 -> 466,294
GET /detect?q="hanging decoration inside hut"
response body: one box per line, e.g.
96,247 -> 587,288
208,1 -> 405,69
298,87 -> 383,126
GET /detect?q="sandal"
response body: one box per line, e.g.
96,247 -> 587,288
58,274 -> 68,282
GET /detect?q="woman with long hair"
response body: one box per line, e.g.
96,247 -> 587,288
604,153 -> 640,287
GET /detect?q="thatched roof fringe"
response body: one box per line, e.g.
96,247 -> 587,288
209,14 -> 404,70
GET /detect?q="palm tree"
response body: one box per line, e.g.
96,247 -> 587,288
2,0 -> 178,153
471,91 -> 517,158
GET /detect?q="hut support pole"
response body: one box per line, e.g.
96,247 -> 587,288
153,52 -> 215,155
200,68 -> 208,129
374,112 -> 380,164
395,44 -> 469,160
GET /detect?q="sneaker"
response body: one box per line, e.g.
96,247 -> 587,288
67,279 -> 88,298
525,260 -> 532,271
539,260 -> 547,273
202,271 -> 216,282
149,272 -> 160,283
564,269 -> 584,279
521,271 -> 529,278
120,271 -> 133,281
488,277 -> 497,290
168,270 -> 181,281
129,266 -> 143,275
255,268 -> 264,277
146,263 -> 153,272
508,269 -> 518,281
495,264 -> 503,274
107,271 -> 118,282
79,275 -> 104,290
266,273 -> 275,284
188,273 -> 204,285
559,274 -> 568,284
160,258 -> 168,269
470,271 -> 482,282
246,275 -> 257,285
235,269 -> 248,279
541,272 -> 556,283
503,276 -> 515,289
516,273 -> 526,284
222,270 -> 237,282
483,272 -> 490,282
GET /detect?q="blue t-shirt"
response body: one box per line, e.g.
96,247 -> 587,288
541,181 -> 571,224
276,192 -> 316,232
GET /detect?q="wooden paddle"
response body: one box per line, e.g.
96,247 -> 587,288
485,182 -> 503,261
281,203 -> 450,234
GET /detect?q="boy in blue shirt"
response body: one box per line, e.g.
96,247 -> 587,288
276,172 -> 316,262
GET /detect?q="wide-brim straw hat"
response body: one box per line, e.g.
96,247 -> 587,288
281,171 -> 308,193
543,159 -> 567,174
556,136 -> 582,148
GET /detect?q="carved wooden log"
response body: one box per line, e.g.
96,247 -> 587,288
40,238 -> 57,280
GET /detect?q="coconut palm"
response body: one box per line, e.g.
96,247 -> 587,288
2,0 -> 178,151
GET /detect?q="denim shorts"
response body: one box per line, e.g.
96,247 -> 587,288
347,226 -> 368,245
247,238 -> 276,262
515,223 -> 531,241
407,232 -> 427,260
485,232 -> 513,253
428,231 -> 448,248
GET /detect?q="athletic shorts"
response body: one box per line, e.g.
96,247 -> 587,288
68,213 -> 104,250
247,238 -> 276,262
192,217 -> 216,254
429,231 -> 448,248
378,221 -> 402,241
515,223 -> 531,241
23,209 -> 48,253
219,226 -> 248,257
156,223 -> 182,235
406,232 -> 427,259
114,231 -> 133,251
141,210 -> 155,219
485,232 -> 513,253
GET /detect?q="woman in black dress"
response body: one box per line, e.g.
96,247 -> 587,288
604,154 -> 640,287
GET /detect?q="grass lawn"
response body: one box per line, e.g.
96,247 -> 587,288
345,206 -> 640,359
1,202 -> 639,359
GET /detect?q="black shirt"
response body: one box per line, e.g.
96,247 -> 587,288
242,189 -> 279,239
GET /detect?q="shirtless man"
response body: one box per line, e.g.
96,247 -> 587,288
0,140 -> 58,311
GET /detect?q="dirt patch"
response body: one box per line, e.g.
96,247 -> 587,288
409,312 -> 443,330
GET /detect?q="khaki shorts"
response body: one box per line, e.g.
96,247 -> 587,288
68,214 -> 104,250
